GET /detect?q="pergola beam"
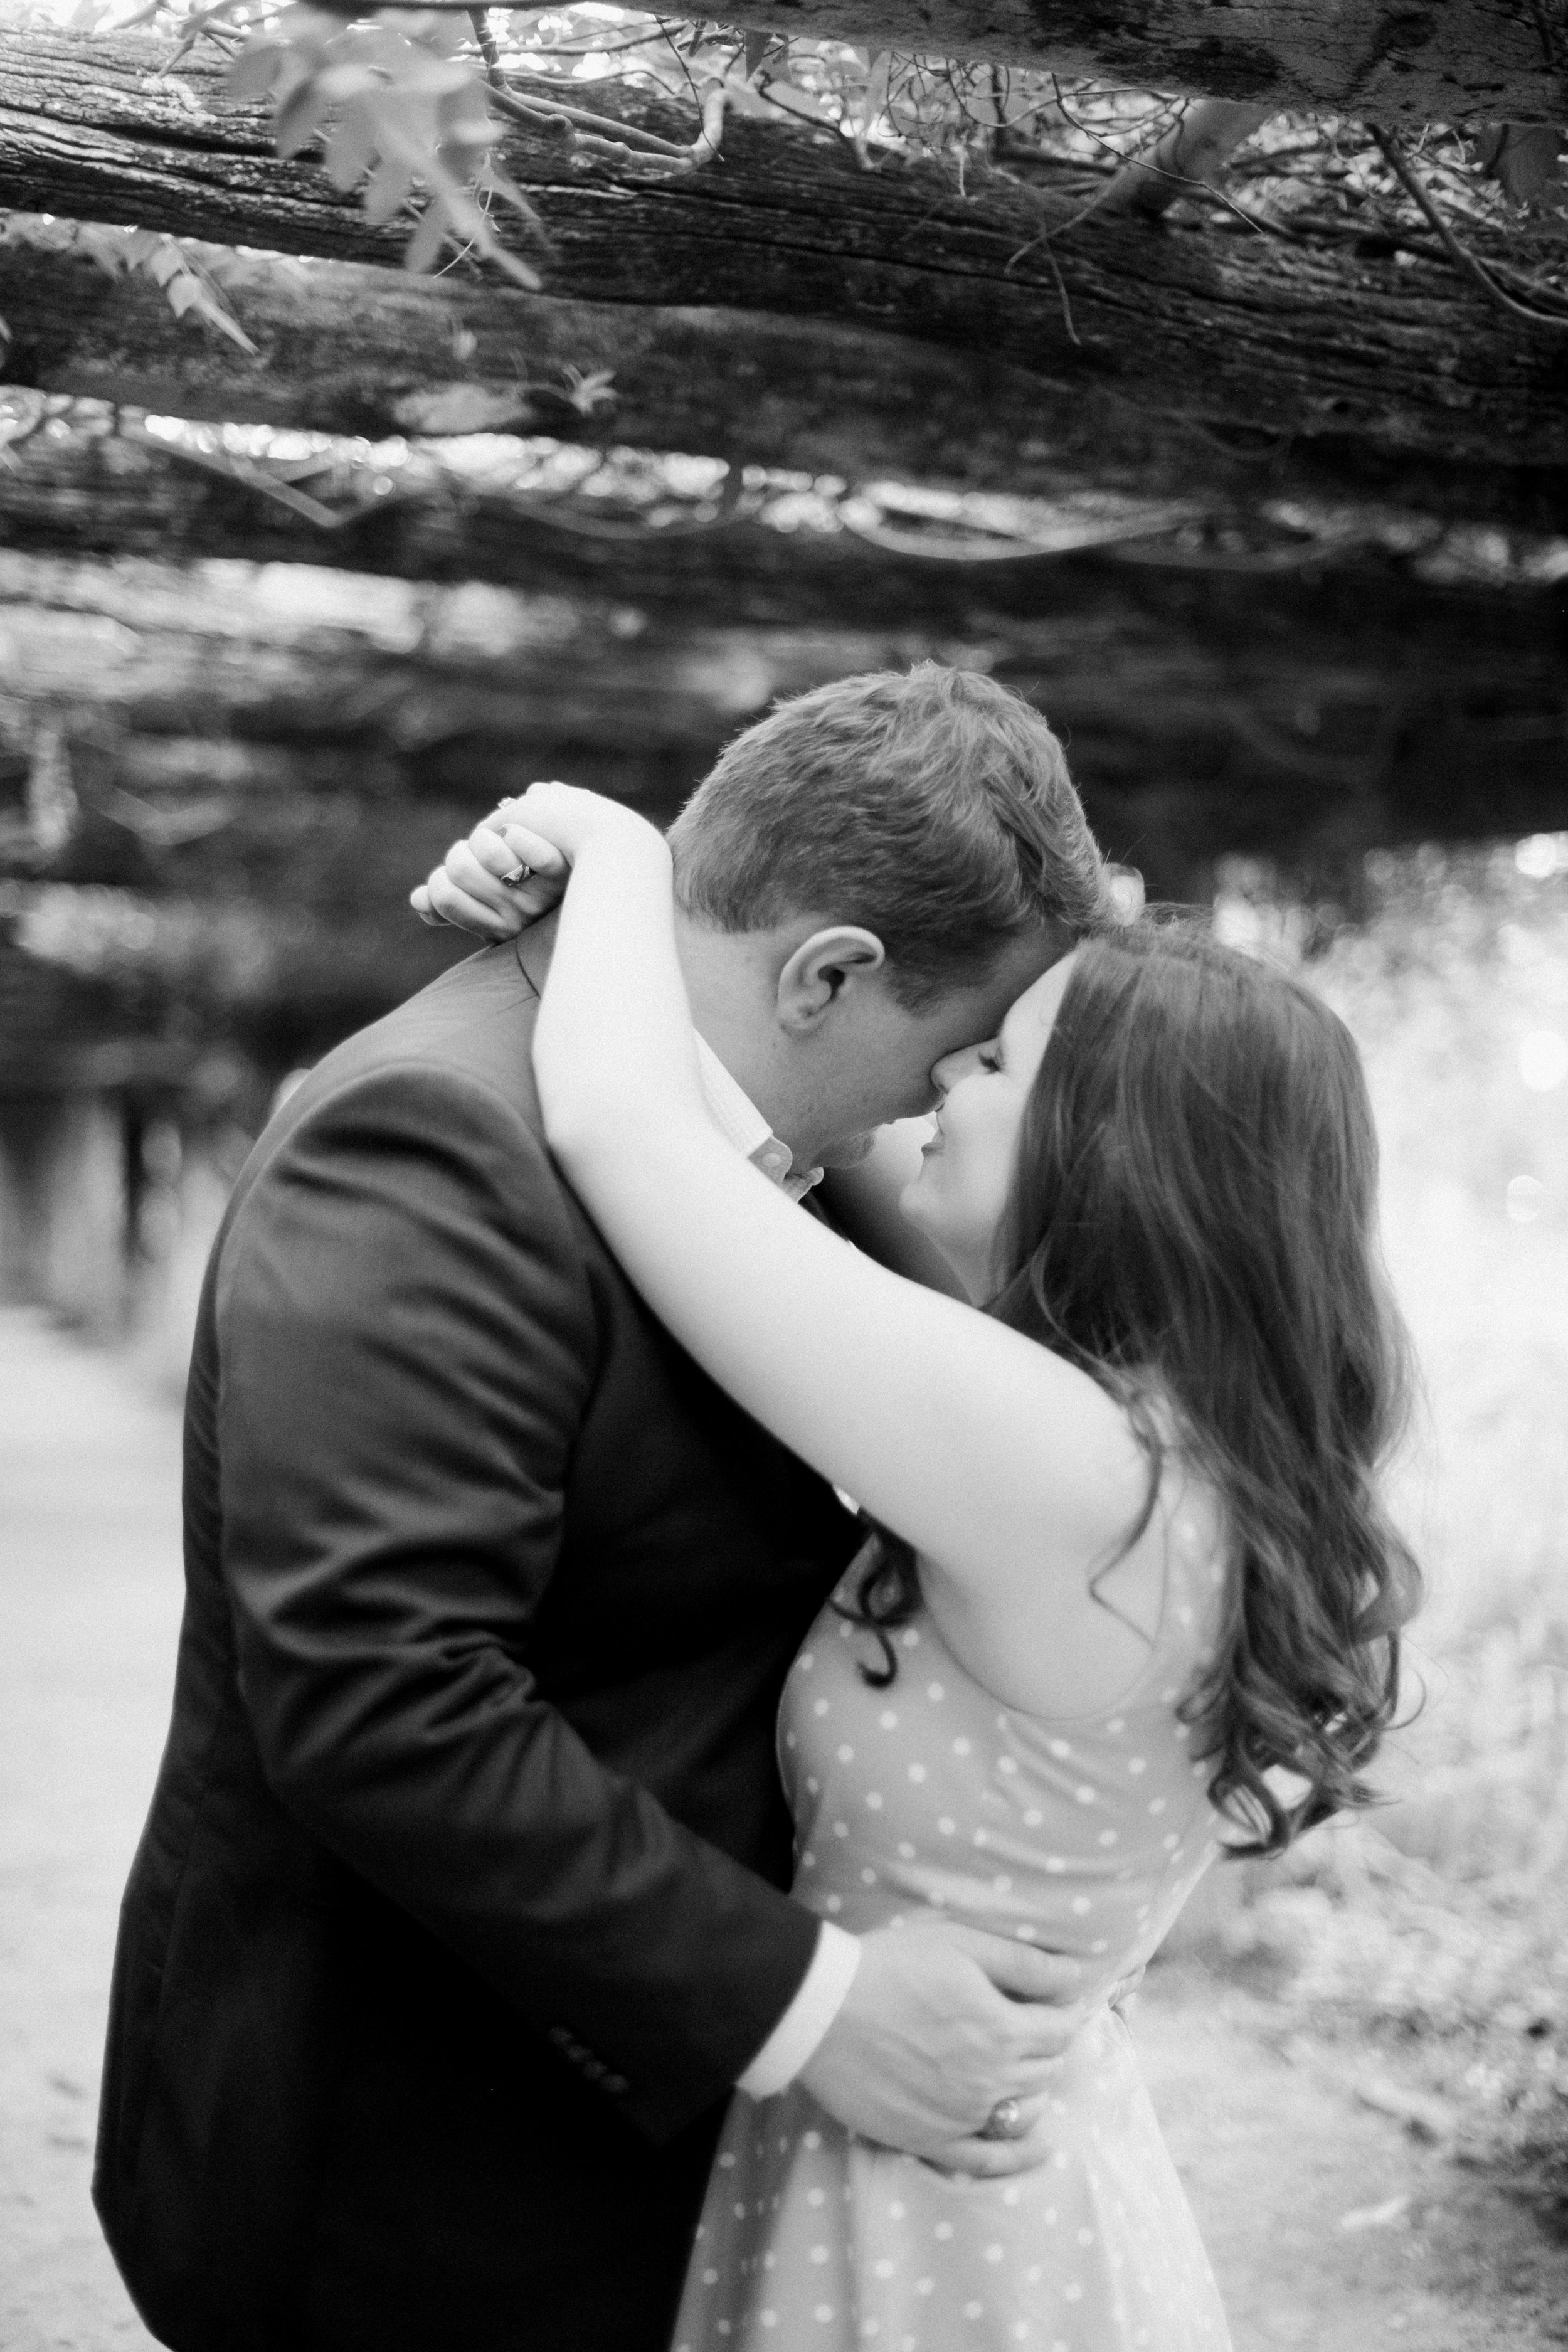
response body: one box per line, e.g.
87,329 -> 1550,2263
1,36 -> 1566,531
726,1 -> 1565,122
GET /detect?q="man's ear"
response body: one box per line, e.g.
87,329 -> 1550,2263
776,926 -> 887,1035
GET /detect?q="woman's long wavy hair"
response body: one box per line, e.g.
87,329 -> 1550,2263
848,920 -> 1422,1858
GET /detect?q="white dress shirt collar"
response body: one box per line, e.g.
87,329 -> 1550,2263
694,1037 -> 823,1201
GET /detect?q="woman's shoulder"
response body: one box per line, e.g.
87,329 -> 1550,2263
917,1442 -> 1229,1725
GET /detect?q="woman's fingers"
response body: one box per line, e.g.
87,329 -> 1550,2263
445,832 -> 528,913
491,822 -> 568,882
409,813 -> 574,939
417,860 -> 519,937
489,824 -> 570,918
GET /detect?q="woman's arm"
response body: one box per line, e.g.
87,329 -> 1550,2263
408,810 -> 967,1296
526,790 -> 1152,1665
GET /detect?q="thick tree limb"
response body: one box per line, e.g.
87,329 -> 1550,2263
0,233 -> 1209,504
724,0 -> 1566,123
2,34 -> 1567,527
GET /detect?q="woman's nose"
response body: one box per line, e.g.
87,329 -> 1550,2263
931,1041 -> 985,1095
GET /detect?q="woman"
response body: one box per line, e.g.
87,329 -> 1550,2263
415,784 -> 1419,2352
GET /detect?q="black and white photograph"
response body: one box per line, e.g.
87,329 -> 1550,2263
1,4 -> 1567,2348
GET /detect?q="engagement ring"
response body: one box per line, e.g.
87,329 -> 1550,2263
501,864 -> 533,890
981,2097 -> 1025,2141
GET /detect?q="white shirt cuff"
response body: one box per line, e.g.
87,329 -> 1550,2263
736,1922 -> 861,2099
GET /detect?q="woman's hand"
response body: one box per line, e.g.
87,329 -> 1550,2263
411,805 -> 569,941
495,780 -> 667,866
411,785 -> 665,941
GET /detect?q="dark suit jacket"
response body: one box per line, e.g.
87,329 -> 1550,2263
94,942 -> 859,2352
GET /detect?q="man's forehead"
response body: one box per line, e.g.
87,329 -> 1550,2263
965,925 -> 1065,1003
914,929 -> 1064,1049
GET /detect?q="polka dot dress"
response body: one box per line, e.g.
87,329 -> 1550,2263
670,1485 -> 1234,2352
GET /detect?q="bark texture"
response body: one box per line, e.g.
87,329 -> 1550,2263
0,235 -> 1195,504
728,0 -> 1566,121
1,552 -> 1563,909
2,36 -> 1567,526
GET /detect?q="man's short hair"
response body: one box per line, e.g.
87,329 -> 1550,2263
667,664 -> 1111,1002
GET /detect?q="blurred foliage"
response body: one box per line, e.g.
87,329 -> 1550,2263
1200,834 -> 1568,2229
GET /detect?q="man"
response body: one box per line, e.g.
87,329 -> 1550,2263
95,666 -> 1110,2352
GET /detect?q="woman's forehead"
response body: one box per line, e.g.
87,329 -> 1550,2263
1003,950 -> 1079,1042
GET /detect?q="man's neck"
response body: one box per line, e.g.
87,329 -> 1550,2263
669,909 -> 801,1145
516,908 -> 800,1148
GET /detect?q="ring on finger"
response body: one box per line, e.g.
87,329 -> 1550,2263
980,2096 -> 1026,2141
500,862 -> 534,890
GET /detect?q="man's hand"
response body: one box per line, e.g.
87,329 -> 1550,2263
797,1922 -> 1084,2178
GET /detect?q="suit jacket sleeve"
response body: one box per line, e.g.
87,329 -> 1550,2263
216,1058 -> 820,2143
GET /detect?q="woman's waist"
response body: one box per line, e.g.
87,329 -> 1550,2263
792,1862 -> 1155,1990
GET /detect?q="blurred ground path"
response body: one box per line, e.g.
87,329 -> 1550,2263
1136,1963 -> 1568,2350
1,1310 -> 172,2352
3,1309 -> 1565,2352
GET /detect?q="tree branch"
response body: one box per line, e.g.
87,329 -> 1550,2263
1370,125 -> 1568,333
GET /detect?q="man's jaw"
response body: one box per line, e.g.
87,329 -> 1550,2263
816,1130 -> 879,1171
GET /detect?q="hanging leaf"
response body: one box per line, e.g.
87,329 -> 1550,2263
402,203 -> 448,275
324,100 -> 379,193
176,274 -> 261,356
275,75 -> 334,161
227,36 -> 287,106
364,152 -> 418,226
741,29 -> 771,82
77,223 -> 131,277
